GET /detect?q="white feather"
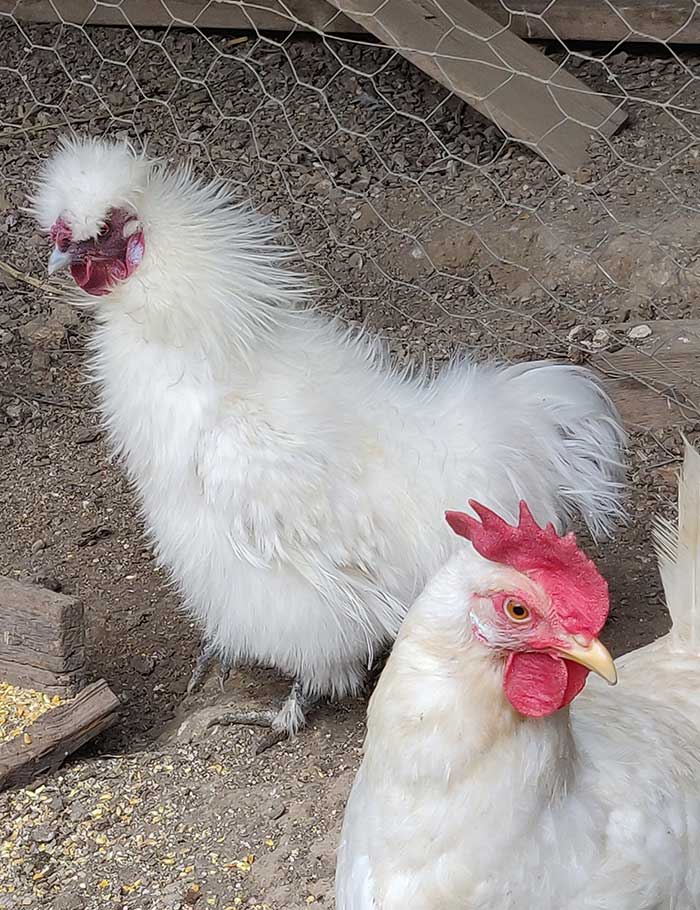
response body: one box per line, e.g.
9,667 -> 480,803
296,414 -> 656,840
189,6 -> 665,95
653,438 -> 700,650
31,136 -> 626,712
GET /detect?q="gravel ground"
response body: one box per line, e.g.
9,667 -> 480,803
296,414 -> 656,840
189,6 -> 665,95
0,16 -> 699,909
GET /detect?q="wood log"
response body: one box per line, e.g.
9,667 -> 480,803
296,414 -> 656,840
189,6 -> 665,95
592,321 -> 700,431
1,0 -> 699,44
0,576 -> 86,696
0,679 -> 120,790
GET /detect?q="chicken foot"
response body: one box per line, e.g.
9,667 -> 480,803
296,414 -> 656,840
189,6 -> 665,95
186,638 -> 232,695
203,680 -> 317,754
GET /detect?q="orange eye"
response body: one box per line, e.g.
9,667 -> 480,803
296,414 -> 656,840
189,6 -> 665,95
505,599 -> 530,622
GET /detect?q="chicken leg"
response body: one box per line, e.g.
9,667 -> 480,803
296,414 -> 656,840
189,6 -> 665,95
204,680 -> 317,753
186,638 -> 232,694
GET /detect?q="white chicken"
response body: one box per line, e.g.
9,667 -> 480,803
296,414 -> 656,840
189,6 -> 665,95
336,442 -> 700,909
32,136 -> 625,744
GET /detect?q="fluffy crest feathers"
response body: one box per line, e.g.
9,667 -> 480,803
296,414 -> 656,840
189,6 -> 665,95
446,500 -> 609,636
29,135 -> 151,241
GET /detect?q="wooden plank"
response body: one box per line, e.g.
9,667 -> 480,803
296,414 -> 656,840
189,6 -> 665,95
0,0 -> 357,31
485,1 -> 700,44
0,576 -> 86,696
0,679 -> 120,791
2,0 -> 698,43
591,321 -> 700,431
324,0 -> 626,175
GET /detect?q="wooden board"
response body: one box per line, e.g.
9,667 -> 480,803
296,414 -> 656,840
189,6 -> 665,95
592,321 -> 700,431
0,679 -> 120,790
0,0 -> 356,31
2,0 -> 699,43
324,0 -> 626,175
0,576 -> 86,696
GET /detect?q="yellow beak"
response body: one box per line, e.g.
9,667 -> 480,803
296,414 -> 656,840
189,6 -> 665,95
552,635 -> 617,685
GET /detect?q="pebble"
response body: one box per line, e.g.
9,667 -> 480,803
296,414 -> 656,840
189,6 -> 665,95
628,324 -> 652,340
267,801 -> 287,820
31,824 -> 55,843
69,799 -> 89,822
31,538 -> 46,554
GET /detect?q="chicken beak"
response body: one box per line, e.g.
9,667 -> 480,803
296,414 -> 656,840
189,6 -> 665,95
552,636 -> 617,685
48,247 -> 72,276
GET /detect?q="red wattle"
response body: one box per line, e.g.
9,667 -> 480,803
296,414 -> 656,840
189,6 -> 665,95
503,652 -> 589,717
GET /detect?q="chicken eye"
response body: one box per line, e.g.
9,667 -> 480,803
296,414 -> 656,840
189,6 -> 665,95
505,599 -> 530,622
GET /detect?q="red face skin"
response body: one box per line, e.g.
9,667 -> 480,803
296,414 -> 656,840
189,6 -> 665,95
477,591 -> 591,717
50,209 -> 145,296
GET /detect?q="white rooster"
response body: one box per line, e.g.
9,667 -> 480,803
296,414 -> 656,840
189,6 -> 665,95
32,136 -> 625,745
336,442 -> 700,909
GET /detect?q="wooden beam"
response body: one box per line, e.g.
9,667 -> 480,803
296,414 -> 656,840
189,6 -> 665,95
0,0 -> 357,31
324,0 -> 626,174
0,576 -> 86,696
0,0 -> 700,44
592,321 -> 700,431
2,0 -> 698,43
0,679 -> 120,791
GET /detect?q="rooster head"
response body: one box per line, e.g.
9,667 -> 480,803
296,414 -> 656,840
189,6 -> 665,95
445,500 -> 616,717
31,137 -> 149,297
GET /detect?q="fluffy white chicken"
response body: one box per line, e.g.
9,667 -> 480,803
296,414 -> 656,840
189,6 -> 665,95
336,442 -> 700,910
32,136 -> 625,744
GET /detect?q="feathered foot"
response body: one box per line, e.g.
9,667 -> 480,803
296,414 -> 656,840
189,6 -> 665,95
186,638 -> 232,695
209,680 -> 316,754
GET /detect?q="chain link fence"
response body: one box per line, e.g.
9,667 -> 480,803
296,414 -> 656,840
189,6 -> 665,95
1,1 -> 698,518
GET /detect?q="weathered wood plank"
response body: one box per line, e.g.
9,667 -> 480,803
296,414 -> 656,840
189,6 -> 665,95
0,576 -> 86,696
592,321 -> 700,431
2,0 -> 698,43
324,0 -> 626,175
0,679 -> 120,790
0,0 -> 356,31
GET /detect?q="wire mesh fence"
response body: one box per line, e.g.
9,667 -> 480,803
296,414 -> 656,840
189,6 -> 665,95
1,1 -> 698,522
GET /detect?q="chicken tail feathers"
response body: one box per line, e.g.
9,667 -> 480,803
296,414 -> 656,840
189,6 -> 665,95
653,438 -> 700,651
499,362 -> 627,541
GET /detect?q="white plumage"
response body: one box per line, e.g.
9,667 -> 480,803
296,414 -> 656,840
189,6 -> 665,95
336,441 -> 700,910
33,136 -> 625,737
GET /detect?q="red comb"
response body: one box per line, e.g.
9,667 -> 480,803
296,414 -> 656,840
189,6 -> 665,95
445,500 -> 609,636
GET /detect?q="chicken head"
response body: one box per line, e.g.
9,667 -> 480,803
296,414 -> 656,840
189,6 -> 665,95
446,500 -> 617,717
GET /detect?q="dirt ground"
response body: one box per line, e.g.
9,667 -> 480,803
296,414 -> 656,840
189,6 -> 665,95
0,17 -> 698,910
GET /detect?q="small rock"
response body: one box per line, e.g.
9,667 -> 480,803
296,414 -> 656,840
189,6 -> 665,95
19,316 -> 66,347
31,825 -> 55,844
348,252 -> 363,269
267,801 -> 287,820
50,302 -> 80,327
184,884 -> 202,905
628,324 -> 652,340
31,349 -> 50,373
69,800 -> 89,822
590,328 -> 611,351
77,524 -> 112,547
76,426 -> 101,444
5,403 -> 25,421
133,653 -> 156,676
48,795 -> 65,812
31,539 -> 46,554
0,329 -> 12,345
